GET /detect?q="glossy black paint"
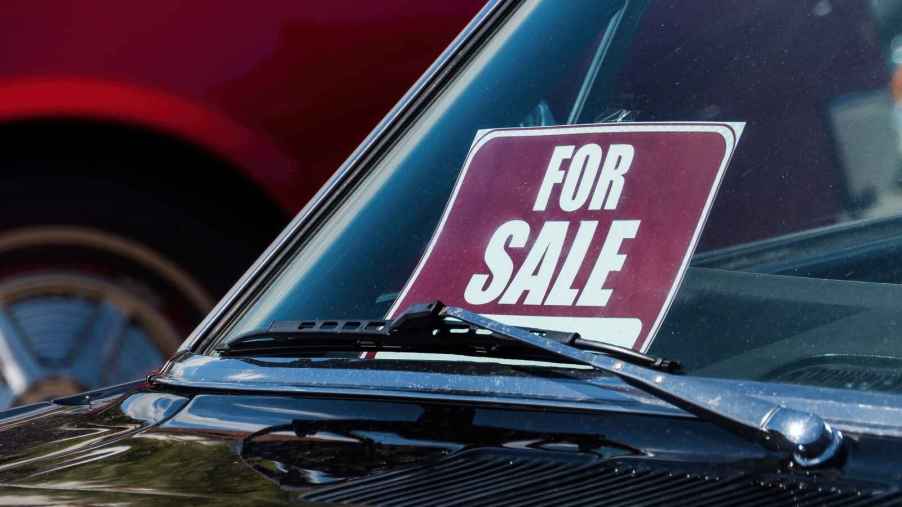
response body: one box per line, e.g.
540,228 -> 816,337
3,1 -> 902,503
0,354 -> 900,505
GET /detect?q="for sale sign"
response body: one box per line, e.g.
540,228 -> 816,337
388,122 -> 744,351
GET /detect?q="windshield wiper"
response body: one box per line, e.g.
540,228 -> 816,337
437,304 -> 844,468
218,301 -> 844,468
217,302 -> 679,372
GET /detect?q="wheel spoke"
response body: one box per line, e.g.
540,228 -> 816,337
69,302 -> 129,388
0,306 -> 46,396
0,385 -> 15,409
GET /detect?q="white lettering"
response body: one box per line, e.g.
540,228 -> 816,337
559,144 -> 602,212
533,145 -> 574,211
589,144 -> 634,210
499,221 -> 568,305
544,220 -> 597,305
576,219 -> 640,306
464,220 -> 530,305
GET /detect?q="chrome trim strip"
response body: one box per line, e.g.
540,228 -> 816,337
177,0 -> 508,353
153,376 -> 690,419
153,373 -> 902,439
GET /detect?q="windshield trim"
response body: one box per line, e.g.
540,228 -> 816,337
177,0 -> 514,356
155,353 -> 902,438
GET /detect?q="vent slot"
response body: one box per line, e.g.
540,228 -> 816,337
304,449 -> 900,506
764,355 -> 902,393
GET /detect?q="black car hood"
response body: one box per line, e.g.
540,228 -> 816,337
1,381 -> 902,506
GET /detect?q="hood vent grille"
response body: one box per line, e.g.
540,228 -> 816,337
303,449 -> 899,506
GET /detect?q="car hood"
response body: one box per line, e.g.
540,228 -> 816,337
0,385 -> 294,505
2,381 -> 902,506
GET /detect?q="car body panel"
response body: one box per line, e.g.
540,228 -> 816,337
0,0 -> 484,211
0,379 -> 901,505
0,384 -> 761,504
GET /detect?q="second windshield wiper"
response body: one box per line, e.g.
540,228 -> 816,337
219,301 -> 845,469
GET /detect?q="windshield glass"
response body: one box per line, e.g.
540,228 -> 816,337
221,0 -> 902,396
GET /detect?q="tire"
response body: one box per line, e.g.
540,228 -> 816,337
0,169 -> 272,407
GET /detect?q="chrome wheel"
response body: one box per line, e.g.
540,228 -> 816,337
0,227 -> 212,407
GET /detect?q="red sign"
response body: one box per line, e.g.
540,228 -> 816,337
388,123 -> 744,351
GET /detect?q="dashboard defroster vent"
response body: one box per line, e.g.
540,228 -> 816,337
764,355 -> 902,393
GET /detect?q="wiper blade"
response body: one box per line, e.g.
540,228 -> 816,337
217,302 -> 679,372
435,304 -> 845,469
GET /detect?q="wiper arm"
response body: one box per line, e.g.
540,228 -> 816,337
435,304 -> 845,468
217,302 -> 679,372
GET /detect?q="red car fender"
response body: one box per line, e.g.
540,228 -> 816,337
0,77 -> 299,211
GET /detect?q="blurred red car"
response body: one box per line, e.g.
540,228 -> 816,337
0,0 -> 483,406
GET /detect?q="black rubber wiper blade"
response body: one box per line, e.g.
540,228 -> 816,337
433,303 -> 845,469
216,302 -> 679,371
218,319 -> 394,354
216,313 -> 577,362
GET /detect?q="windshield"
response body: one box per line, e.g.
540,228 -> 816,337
220,0 -> 902,396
